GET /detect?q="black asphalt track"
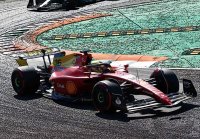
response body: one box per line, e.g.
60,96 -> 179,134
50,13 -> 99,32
0,0 -> 199,138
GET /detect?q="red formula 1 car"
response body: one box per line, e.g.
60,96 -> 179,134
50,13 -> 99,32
11,49 -> 197,113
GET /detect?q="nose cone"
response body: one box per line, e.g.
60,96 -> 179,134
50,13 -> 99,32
161,94 -> 172,105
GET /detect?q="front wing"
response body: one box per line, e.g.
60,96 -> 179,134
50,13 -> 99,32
127,79 -> 197,113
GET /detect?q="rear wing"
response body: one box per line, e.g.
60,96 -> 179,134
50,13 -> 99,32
15,48 -> 60,66
15,47 -> 94,68
16,57 -> 28,66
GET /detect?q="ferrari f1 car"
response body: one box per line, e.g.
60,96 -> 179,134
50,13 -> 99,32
11,49 -> 197,113
27,0 -> 99,11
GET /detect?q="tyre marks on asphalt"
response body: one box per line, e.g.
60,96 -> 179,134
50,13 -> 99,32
0,3 -> 92,56
0,19 -> 69,56
0,13 -> 111,57
0,38 -> 13,51
0,27 -> 33,54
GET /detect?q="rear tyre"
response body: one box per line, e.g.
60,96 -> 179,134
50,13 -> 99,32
150,68 -> 179,94
92,80 -> 122,113
11,66 -> 40,95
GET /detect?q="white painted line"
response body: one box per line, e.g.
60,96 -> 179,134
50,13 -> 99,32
26,25 -> 36,28
16,28 -> 30,31
0,45 -> 14,48
35,23 -> 48,26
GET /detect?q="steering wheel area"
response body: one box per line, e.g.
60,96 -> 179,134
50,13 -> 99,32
86,63 -> 113,73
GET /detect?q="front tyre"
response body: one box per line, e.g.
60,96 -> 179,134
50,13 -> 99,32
150,68 -> 179,94
11,66 -> 40,95
92,80 -> 123,113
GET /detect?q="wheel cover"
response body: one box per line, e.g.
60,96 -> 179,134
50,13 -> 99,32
14,76 -> 22,88
93,84 -> 112,111
97,91 -> 105,103
12,71 -> 24,93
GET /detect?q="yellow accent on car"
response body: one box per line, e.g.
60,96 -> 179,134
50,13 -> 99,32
16,58 -> 28,66
53,53 -> 77,67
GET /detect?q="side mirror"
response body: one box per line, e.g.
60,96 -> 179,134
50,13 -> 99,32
41,49 -> 46,56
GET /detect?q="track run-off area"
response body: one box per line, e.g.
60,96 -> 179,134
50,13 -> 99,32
0,0 -> 200,138
37,0 -> 200,68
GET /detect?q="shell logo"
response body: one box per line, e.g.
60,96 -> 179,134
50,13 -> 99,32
66,81 -> 77,95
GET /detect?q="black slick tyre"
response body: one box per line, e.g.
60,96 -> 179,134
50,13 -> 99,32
92,80 -> 122,113
150,68 -> 179,94
11,66 -> 40,95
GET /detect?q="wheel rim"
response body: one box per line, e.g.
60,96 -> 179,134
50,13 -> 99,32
93,84 -> 112,112
12,71 -> 24,94
97,91 -> 105,103
15,76 -> 22,88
